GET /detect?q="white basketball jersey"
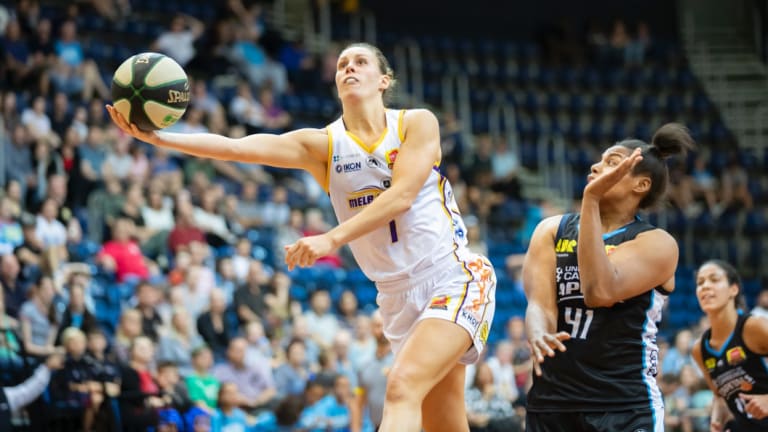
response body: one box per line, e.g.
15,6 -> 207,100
326,109 -> 469,283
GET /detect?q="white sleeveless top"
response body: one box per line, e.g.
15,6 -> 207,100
326,109 -> 469,283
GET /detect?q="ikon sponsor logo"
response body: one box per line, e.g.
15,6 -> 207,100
335,161 -> 362,173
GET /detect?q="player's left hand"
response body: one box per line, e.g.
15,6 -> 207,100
583,147 -> 643,201
740,393 -> 768,419
285,234 -> 336,270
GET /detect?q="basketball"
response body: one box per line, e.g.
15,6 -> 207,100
111,52 -> 190,131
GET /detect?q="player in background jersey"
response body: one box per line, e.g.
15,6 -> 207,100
523,124 -> 693,431
106,43 -> 495,432
691,260 -> 768,432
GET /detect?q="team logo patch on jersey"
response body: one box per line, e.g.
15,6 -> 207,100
366,156 -> 382,168
385,149 -> 399,169
555,238 -> 577,253
726,346 -> 746,365
705,357 -> 717,371
429,295 -> 450,310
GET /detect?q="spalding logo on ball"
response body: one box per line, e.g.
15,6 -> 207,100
111,52 -> 190,131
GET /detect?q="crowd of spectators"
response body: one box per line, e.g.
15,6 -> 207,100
0,0 -> 767,431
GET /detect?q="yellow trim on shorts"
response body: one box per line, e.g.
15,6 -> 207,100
436,176 -> 473,321
324,126 -> 333,193
473,263 -> 493,341
397,109 -> 406,142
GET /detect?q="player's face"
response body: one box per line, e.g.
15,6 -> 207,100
335,47 -> 388,103
588,145 -> 646,201
695,263 -> 738,313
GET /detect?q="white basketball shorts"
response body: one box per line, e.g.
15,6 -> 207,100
375,252 -> 496,365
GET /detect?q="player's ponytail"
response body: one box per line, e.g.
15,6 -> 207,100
618,123 -> 695,209
650,123 -> 694,160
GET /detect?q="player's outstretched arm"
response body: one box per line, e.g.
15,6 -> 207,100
106,105 -> 328,177
523,215 -> 570,376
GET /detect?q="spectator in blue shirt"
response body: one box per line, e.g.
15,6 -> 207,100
211,382 -> 252,432
274,339 -> 310,398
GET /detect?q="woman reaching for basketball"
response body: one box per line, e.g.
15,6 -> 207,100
522,124 -> 693,431
107,43 -> 495,432
691,260 -> 768,432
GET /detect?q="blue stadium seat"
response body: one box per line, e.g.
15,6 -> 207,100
633,122 -> 652,142
568,93 -> 584,115
582,68 -> 600,89
545,93 -> 561,113
471,110 -> 489,133
641,94 -> 658,116
615,94 -> 631,116
744,210 -> 766,236
611,122 -> 627,141
666,93 -> 684,116
592,94 -> 607,116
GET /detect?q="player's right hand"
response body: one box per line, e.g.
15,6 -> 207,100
709,420 -> 723,432
105,104 -> 158,144
529,331 -> 570,376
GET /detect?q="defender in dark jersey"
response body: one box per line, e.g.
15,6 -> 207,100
523,123 -> 694,432
692,260 -> 768,432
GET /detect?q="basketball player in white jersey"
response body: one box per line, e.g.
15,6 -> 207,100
106,43 -> 496,432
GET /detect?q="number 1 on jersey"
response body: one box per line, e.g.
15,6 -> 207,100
564,307 -> 594,339
389,220 -> 398,243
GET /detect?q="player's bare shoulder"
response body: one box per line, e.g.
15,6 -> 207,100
401,109 -> 439,133
283,127 -> 331,162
